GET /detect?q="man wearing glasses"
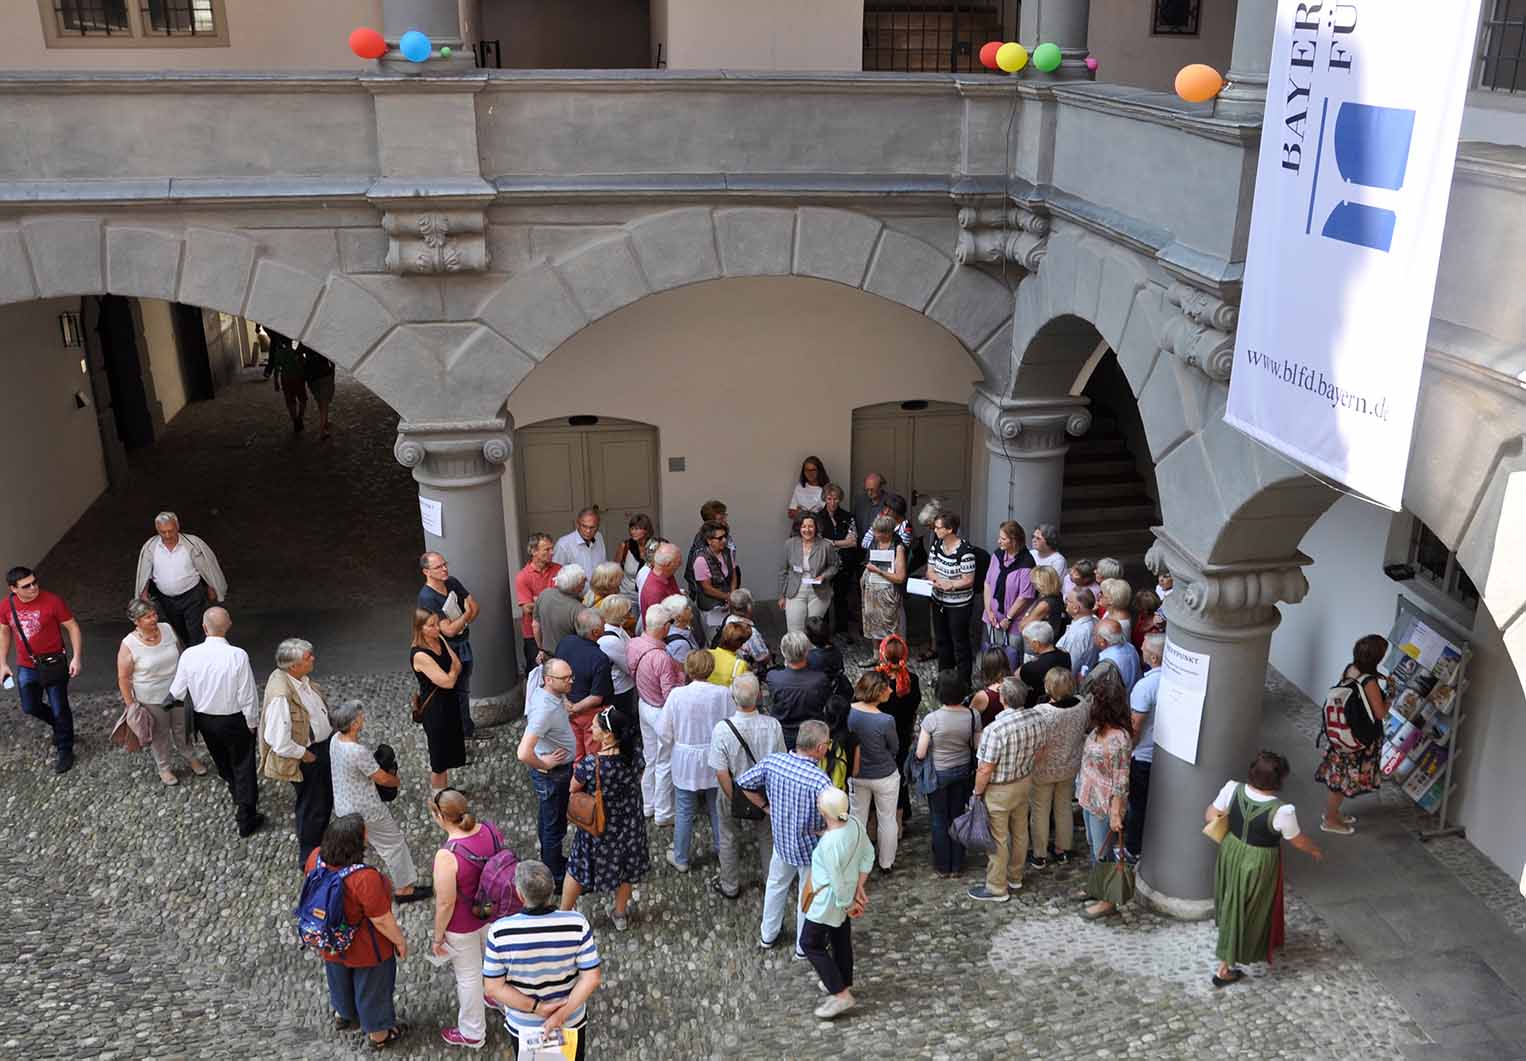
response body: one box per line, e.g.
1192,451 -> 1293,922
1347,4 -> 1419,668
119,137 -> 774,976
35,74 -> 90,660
517,658 -> 578,886
1,566 -> 82,775
554,507 -> 607,574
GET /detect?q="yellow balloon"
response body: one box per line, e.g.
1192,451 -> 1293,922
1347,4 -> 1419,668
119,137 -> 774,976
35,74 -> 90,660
1175,64 -> 1225,103
996,42 -> 1028,74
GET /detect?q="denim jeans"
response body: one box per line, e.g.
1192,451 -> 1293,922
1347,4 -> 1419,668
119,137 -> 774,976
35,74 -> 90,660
325,956 -> 397,1034
926,765 -> 973,873
1082,807 -> 1112,863
529,763 -> 572,881
672,786 -> 720,868
17,666 -> 74,756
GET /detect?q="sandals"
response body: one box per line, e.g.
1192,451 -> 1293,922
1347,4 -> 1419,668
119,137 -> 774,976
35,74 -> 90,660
371,1024 -> 408,1049
1319,820 -> 1355,835
1211,969 -> 1245,988
334,1015 -> 358,1033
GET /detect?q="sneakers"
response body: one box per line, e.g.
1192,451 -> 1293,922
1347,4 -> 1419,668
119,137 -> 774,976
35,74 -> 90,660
792,949 -> 808,962
665,850 -> 690,873
440,1028 -> 484,1050
1051,849 -> 1073,864
1026,854 -> 1049,870
1007,881 -> 1025,895
967,885 -> 1009,903
710,877 -> 739,900
482,996 -> 504,1016
758,936 -> 779,950
814,992 -> 857,1020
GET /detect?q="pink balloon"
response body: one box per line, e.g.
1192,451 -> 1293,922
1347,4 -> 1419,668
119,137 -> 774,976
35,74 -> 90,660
1085,56 -> 1099,73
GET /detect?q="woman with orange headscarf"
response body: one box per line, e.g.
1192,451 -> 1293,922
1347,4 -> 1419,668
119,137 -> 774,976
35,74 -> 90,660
876,635 -> 922,832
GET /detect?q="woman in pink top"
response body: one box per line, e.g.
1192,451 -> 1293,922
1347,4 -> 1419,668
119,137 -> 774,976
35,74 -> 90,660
430,789 -> 504,1049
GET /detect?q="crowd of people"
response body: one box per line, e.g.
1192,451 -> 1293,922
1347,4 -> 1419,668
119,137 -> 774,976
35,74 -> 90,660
1,466 -> 1394,1051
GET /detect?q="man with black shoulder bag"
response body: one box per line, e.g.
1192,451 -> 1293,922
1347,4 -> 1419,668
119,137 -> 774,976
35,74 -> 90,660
1,566 -> 83,774
707,673 -> 785,900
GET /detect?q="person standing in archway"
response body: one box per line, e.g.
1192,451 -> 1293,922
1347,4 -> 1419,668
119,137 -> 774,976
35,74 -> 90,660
133,511 -> 227,649
555,508 -> 607,573
301,347 -> 337,441
927,511 -> 978,688
263,327 -> 307,432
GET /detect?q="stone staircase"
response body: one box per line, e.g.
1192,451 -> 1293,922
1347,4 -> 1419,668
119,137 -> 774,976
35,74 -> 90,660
1060,415 -> 1160,589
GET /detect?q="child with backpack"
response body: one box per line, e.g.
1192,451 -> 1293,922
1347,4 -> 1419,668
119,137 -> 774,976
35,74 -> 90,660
1314,634 -> 1393,835
428,789 -> 520,1051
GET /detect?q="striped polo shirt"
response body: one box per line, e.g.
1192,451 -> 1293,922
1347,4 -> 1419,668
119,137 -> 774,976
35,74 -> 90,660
928,539 -> 977,606
482,908 -> 602,1035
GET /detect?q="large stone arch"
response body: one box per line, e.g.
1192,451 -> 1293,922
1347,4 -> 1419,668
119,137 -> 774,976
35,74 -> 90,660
477,206 -> 1017,397
0,214 -> 428,418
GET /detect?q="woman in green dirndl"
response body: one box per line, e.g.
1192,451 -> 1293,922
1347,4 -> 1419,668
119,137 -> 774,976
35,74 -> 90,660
1205,751 -> 1323,988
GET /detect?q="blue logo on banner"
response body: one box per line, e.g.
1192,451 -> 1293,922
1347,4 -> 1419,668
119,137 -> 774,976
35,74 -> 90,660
1306,101 -> 1416,253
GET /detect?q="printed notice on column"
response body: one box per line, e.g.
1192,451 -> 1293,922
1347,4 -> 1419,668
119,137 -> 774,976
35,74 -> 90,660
419,496 -> 443,537
1155,639 -> 1210,765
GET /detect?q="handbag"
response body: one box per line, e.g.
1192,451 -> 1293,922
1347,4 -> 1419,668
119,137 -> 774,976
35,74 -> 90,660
905,746 -> 939,796
409,688 -> 435,725
9,595 -> 69,687
567,755 -> 607,836
799,870 -> 817,914
1084,830 -> 1137,906
724,719 -> 766,821
950,794 -> 997,853
1203,811 -> 1230,844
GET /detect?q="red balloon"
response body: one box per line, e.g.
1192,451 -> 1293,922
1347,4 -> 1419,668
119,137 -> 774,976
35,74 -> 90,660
978,41 -> 1002,70
349,26 -> 386,60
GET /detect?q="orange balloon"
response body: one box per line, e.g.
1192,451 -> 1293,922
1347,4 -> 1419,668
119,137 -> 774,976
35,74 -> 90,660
1175,64 -> 1225,103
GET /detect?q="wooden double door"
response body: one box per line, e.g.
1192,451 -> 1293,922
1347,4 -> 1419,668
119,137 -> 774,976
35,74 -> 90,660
516,418 -> 660,540
850,401 -> 972,526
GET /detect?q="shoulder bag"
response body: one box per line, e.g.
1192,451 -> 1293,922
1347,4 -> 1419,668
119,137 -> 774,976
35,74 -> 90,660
9,595 -> 69,687
724,719 -> 767,821
1084,829 -> 1137,906
567,755 -> 607,836
409,647 -> 439,724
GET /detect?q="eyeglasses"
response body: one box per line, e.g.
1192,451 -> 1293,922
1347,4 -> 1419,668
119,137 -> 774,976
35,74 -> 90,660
13,581 -> 37,591
547,670 -> 573,682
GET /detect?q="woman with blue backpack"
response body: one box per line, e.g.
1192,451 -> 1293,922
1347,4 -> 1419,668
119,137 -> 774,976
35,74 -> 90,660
428,789 -> 518,1051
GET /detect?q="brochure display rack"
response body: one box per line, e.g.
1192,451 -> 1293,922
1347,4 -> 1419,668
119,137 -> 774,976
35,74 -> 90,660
1376,593 -> 1471,841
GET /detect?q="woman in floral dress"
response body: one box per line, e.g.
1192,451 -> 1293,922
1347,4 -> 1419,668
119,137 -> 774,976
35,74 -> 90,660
561,706 -> 650,931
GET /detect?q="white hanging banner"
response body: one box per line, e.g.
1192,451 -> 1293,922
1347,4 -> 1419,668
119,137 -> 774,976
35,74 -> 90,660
1225,0 -> 1482,510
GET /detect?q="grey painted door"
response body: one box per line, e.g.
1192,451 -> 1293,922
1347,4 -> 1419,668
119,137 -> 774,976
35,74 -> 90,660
517,419 -> 659,542
851,402 -> 971,524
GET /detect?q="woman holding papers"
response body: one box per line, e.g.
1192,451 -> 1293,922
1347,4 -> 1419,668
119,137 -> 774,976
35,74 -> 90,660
778,513 -> 840,635
859,516 -> 907,642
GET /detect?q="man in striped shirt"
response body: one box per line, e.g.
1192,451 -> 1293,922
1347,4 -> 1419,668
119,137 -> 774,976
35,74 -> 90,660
735,719 -> 832,957
483,860 -> 602,1058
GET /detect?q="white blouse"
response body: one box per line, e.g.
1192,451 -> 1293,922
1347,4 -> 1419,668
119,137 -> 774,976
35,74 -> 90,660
788,482 -> 825,514
123,626 -> 181,705
658,682 -> 733,790
1212,781 -> 1301,839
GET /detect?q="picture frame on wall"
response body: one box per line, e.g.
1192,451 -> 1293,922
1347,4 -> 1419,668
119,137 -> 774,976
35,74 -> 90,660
1151,0 -> 1201,36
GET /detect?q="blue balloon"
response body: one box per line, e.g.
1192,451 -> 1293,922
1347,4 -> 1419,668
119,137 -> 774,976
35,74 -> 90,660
399,30 -> 431,63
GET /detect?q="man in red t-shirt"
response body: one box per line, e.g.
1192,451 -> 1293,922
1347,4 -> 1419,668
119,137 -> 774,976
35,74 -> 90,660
1,565 -> 83,774
514,533 -> 561,676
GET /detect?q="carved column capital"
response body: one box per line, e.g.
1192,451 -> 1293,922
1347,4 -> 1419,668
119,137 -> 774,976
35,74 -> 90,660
1148,529 -> 1310,638
381,209 -> 491,275
970,389 -> 1091,458
955,200 -> 1049,272
395,418 -> 513,488
1159,281 -> 1238,383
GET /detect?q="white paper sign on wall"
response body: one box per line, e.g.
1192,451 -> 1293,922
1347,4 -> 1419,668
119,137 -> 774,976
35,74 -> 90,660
1225,0 -> 1482,509
419,495 -> 443,537
1155,638 -> 1211,766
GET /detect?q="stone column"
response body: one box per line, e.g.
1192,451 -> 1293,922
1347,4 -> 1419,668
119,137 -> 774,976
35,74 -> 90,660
1019,0 -> 1093,81
1215,0 -> 1277,119
1135,529 -> 1310,918
394,418 -> 517,719
380,0 -> 474,73
970,388 -> 1091,542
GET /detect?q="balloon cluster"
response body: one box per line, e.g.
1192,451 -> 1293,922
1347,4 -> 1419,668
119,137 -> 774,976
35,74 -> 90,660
1174,64 -> 1225,103
979,40 -> 1083,75
348,26 -> 438,63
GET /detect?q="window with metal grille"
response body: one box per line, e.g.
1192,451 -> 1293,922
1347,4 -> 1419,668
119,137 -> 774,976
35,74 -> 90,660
141,0 -> 215,35
1478,0 -> 1525,93
1408,519 -> 1479,612
54,0 -> 130,35
862,1 -> 1014,73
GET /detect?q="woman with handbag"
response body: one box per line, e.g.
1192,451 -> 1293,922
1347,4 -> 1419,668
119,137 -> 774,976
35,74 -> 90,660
561,707 -> 649,931
428,789 -> 502,1050
1075,662 -> 1131,920
410,609 -> 466,794
800,785 -> 874,1020
914,670 -> 982,877
982,521 -> 1035,668
1205,751 -> 1323,987
116,599 -> 206,785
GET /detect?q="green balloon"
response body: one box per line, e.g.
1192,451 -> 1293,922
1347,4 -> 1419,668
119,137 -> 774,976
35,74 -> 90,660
1033,42 -> 1062,73
440,46 -> 452,59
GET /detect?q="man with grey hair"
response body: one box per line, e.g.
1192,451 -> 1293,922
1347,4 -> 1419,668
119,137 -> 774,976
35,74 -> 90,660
419,551 -> 483,741
534,564 -> 587,660
554,506 -> 606,573
721,588 -> 771,668
763,630 -> 831,751
258,637 -> 332,865
1124,632 -> 1167,861
554,609 -> 615,759
967,675 -> 1051,902
735,718 -> 833,955
483,859 -> 603,1055
518,658 -> 578,883
133,512 -> 227,648
1058,588 -> 1100,676
1094,618 -> 1141,692
628,603 -> 683,824
708,672 -> 785,899
169,606 -> 262,838
637,542 -> 682,632
660,593 -> 702,663
1017,620 -> 1071,710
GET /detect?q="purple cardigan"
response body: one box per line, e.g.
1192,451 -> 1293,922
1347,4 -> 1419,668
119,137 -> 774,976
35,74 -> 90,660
985,553 -> 1035,620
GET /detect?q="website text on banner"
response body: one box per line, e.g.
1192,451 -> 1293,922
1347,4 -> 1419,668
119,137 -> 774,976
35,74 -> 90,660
1224,0 -> 1481,510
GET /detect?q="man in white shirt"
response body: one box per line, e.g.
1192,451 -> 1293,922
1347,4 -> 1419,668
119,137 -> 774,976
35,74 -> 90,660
553,507 -> 607,573
133,511 -> 228,649
170,607 -> 263,838
1124,633 -> 1165,860
1057,588 -> 1101,676
708,673 -> 784,899
258,637 -> 333,865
